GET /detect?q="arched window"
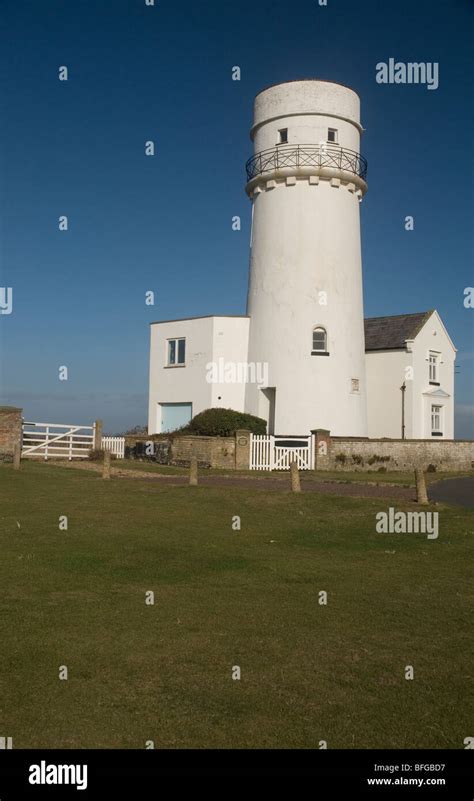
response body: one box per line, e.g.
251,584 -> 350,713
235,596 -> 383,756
312,326 -> 328,354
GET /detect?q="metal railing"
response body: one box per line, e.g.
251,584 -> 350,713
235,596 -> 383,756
246,143 -> 367,182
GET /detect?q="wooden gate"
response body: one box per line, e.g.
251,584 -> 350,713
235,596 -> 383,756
250,434 -> 314,470
21,422 -> 95,460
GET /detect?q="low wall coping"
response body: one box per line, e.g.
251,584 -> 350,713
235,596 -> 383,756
331,437 -> 474,444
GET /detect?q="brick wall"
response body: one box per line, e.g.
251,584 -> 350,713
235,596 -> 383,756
0,407 -> 22,461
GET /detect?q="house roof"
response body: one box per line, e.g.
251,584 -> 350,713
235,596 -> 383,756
364,311 -> 434,351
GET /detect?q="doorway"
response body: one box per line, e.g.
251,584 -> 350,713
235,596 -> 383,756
259,387 -> 276,435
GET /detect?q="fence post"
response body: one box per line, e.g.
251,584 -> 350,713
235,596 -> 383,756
415,467 -> 428,505
290,458 -> 301,493
270,435 -> 275,470
13,443 -> 21,470
102,450 -> 111,480
235,430 -> 251,470
189,456 -> 198,486
312,429 -> 331,471
94,419 -> 103,451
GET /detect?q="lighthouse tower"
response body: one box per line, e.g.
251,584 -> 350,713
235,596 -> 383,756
244,80 -> 368,436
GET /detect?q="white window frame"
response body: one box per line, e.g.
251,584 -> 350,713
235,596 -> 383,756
350,378 -> 360,394
167,337 -> 186,367
431,404 -> 442,435
429,352 -> 439,382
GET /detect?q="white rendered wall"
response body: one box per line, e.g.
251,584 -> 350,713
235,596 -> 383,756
209,316 -> 250,410
148,317 -> 213,434
245,80 -> 368,435
366,350 -> 413,438
148,316 -> 249,434
410,311 -> 455,439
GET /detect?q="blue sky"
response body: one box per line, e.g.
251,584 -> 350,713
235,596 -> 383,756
0,0 -> 472,435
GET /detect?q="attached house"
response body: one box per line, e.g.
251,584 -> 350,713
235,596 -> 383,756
365,310 -> 455,439
148,308 -> 456,440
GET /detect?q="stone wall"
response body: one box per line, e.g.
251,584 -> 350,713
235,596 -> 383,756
170,435 -> 235,469
328,437 -> 474,472
123,429 -> 473,473
124,432 -> 238,469
0,407 -> 22,461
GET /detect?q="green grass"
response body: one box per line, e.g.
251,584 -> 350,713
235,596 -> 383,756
1,461 -> 472,749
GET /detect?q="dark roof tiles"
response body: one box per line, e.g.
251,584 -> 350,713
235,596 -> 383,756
364,311 -> 434,351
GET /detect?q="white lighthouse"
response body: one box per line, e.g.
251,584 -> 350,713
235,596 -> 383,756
244,79 -> 368,436
148,79 -> 456,443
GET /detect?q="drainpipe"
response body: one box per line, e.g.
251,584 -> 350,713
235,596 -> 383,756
400,382 -> 406,440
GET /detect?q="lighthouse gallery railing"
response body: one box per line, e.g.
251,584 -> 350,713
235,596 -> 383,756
246,143 -> 367,182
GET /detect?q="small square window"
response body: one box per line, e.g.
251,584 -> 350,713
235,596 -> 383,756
278,128 -> 288,144
327,128 -> 338,143
351,378 -> 360,393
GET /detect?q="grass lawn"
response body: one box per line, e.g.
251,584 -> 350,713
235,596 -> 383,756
1,461 -> 472,749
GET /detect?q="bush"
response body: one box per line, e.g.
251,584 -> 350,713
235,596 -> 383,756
426,463 -> 437,473
185,408 -> 266,437
335,452 -> 346,465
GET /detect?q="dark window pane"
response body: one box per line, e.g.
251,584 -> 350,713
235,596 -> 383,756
178,339 -> 186,364
168,340 -> 176,364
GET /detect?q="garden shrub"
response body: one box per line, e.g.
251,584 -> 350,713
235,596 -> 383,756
185,408 -> 266,437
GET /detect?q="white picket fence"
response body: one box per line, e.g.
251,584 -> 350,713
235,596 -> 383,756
22,422 -> 95,460
102,436 -> 125,459
250,434 -> 314,470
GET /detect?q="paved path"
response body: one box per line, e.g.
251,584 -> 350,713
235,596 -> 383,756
428,477 -> 474,508
118,470 -> 416,500
48,460 -> 417,501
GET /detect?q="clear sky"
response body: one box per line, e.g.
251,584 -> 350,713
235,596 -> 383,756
0,0 -> 473,436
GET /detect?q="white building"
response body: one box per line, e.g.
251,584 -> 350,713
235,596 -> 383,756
148,80 -> 456,440
365,310 -> 455,439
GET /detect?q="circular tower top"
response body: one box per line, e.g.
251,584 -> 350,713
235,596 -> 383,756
251,79 -> 362,140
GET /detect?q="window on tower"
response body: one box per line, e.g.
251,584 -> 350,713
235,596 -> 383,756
312,327 -> 328,355
327,128 -> 338,143
278,128 -> 288,144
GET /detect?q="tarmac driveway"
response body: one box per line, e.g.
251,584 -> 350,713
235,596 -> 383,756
428,477 -> 474,508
